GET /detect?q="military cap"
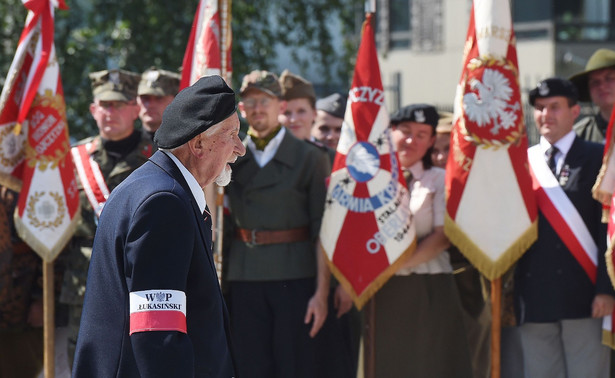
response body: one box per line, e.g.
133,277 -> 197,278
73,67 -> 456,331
390,103 -> 439,128
569,49 -> 615,102
239,70 -> 282,98
436,111 -> 453,134
89,69 -> 141,101
279,70 -> 316,103
316,93 -> 347,119
138,67 -> 181,97
154,75 -> 236,149
529,78 -> 578,106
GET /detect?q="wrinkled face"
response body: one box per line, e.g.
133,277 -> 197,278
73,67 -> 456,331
312,110 -> 344,149
137,94 -> 175,133
391,121 -> 435,168
533,96 -> 580,145
239,91 -> 285,137
431,132 -> 450,168
279,98 -> 316,140
194,113 -> 246,187
89,100 -> 139,141
588,68 -> 615,113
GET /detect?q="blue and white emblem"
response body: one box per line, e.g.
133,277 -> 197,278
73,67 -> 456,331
346,142 -> 380,183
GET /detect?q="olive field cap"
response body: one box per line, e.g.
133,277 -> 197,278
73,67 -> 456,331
89,69 -> 141,101
569,49 -> 615,102
390,103 -> 439,129
316,93 -> 347,119
529,78 -> 579,106
138,67 -> 181,97
279,69 -> 316,103
154,75 -> 237,149
239,70 -> 282,98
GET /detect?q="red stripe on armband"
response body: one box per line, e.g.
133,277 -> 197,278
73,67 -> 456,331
129,289 -> 187,335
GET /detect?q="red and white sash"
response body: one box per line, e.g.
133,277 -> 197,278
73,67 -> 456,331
527,145 -> 598,282
71,142 -> 110,217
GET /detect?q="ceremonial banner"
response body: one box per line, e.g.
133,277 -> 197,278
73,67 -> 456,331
319,14 -> 416,309
444,0 -> 537,280
180,0 -> 232,89
0,0 -> 79,262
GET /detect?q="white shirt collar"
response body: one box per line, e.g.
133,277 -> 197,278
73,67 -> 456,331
246,126 -> 286,168
163,151 -> 206,214
539,130 -> 576,156
408,160 -> 425,181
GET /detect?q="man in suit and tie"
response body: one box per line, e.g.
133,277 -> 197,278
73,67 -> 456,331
72,76 -> 245,377
516,77 -> 615,377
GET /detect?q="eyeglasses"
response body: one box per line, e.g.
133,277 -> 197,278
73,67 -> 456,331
242,97 -> 273,109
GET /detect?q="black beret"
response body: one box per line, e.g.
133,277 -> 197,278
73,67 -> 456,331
316,93 -> 347,119
390,103 -> 439,128
529,78 -> 578,106
154,76 -> 237,149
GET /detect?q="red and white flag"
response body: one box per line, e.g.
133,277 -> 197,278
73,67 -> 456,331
180,0 -> 232,89
444,0 -> 537,280
0,0 -> 80,262
319,14 -> 416,309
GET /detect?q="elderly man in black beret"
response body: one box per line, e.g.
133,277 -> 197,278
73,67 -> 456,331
515,77 -> 614,378
72,76 -> 245,377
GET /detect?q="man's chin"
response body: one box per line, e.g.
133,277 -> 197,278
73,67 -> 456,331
214,166 -> 232,186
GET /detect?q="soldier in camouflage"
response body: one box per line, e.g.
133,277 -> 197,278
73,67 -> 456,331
137,67 -> 181,143
59,69 -> 153,367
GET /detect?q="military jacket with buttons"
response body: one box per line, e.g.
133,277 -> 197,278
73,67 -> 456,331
224,131 -> 330,281
59,132 -> 153,305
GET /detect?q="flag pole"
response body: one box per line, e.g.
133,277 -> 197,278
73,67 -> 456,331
362,3 -> 377,377
43,262 -> 55,378
490,277 -> 502,378
215,0 -> 231,278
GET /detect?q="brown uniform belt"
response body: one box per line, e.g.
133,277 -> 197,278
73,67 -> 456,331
235,226 -> 310,246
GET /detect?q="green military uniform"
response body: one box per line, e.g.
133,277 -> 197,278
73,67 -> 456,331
573,114 -> 607,144
58,69 -> 152,366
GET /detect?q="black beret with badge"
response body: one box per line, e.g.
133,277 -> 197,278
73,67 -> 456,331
89,69 -> 141,102
316,93 -> 347,119
138,67 -> 181,97
529,77 -> 578,106
154,75 -> 237,149
390,103 -> 439,128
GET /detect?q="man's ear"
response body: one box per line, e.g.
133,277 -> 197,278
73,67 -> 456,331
187,133 -> 205,158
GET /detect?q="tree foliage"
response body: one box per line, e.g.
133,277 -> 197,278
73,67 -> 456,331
0,0 -> 362,139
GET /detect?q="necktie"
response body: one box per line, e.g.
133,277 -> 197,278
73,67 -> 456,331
545,145 -> 559,176
403,169 -> 413,189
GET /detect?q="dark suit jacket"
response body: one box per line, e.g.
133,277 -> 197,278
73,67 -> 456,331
72,151 -> 234,377
515,137 -> 614,324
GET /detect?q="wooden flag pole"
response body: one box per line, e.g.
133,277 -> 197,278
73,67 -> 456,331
43,261 -> 55,378
491,277 -> 502,378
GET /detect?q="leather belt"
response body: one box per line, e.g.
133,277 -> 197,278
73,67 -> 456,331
235,227 -> 310,246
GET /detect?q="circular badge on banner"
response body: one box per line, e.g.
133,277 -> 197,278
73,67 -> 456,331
346,141 -> 380,183
458,56 -> 524,147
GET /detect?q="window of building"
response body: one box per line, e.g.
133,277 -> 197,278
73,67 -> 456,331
377,0 -> 443,52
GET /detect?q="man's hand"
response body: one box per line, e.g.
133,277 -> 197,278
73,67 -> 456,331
592,294 -> 615,318
27,298 -> 44,327
334,285 -> 353,318
304,292 -> 328,338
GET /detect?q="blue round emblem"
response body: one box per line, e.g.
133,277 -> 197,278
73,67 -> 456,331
346,142 -> 380,183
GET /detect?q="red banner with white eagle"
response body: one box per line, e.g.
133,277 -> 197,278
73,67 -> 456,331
180,0 -> 232,89
0,0 -> 80,262
444,0 -> 537,280
319,14 -> 416,310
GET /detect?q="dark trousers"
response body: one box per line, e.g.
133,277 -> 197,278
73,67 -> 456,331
229,278 -> 317,378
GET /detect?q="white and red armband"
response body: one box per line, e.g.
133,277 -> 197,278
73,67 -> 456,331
129,289 -> 187,335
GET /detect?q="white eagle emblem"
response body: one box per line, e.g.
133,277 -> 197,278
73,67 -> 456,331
463,68 -> 520,134
348,144 -> 379,176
